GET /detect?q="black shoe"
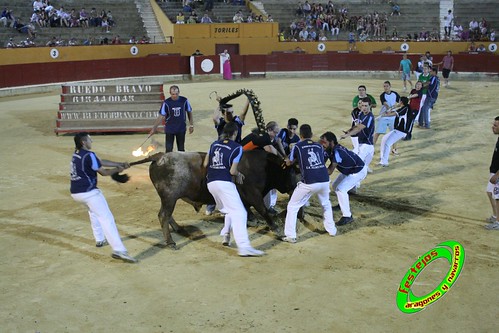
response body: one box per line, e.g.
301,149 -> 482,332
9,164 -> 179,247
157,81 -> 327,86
337,216 -> 354,226
332,204 -> 341,211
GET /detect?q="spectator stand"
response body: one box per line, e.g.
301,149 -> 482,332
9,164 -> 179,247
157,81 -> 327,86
0,0 -> 146,47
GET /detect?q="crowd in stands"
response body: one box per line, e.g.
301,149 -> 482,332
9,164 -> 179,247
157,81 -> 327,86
285,1 -> 496,43
1,1 -> 119,47
288,1 -> 389,42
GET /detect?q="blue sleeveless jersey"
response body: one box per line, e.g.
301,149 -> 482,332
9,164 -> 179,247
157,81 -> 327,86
159,95 -> 192,134
206,139 -> 243,183
290,139 -> 329,184
70,149 -> 101,194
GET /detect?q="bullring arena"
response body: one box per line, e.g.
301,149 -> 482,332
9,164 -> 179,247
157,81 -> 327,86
1,75 -> 498,332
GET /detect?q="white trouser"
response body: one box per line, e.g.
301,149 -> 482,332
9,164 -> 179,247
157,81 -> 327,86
284,181 -> 336,238
332,166 -> 368,217
71,189 -> 127,252
350,136 -> 360,155
208,181 -> 251,249
415,94 -> 427,123
380,129 -> 406,165
264,189 -> 278,208
358,143 -> 374,168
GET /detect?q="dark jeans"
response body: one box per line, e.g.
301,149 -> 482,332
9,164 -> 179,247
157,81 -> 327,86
165,132 -> 186,152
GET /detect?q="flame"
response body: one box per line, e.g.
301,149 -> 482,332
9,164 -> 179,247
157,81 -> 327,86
132,145 -> 156,157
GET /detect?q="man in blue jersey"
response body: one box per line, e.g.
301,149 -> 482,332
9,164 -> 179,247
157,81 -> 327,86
485,116 -> 499,230
280,124 -> 337,243
150,85 -> 194,152
212,99 -> 249,143
418,66 -> 440,129
321,131 -> 367,226
341,97 -> 375,173
378,97 -> 418,167
203,122 -> 265,256
276,118 -> 300,155
70,133 -> 137,263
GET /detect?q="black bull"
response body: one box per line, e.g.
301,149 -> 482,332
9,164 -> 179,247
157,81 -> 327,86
130,150 -> 298,248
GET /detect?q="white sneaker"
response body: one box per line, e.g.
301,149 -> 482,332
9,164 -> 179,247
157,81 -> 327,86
280,236 -> 297,243
111,251 -> 138,263
486,215 -> 497,223
367,167 -> 373,173
485,222 -> 499,230
222,233 -> 230,246
238,247 -> 265,257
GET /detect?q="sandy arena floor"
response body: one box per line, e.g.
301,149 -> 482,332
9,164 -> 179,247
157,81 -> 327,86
0,77 -> 498,332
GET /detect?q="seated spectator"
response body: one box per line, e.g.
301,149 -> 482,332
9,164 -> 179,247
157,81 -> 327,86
46,36 -> 57,47
129,36 -> 137,44
187,15 -> 197,24
476,44 -> 486,52
106,11 -> 115,26
30,10 -> 45,28
176,12 -> 185,24
6,37 -> 17,48
13,18 -> 36,39
56,7 -> 69,27
246,14 -> 253,23
101,16 -> 111,33
69,9 -> 80,27
453,22 -> 463,40
295,2 -> 303,17
469,18 -> 479,39
79,8 -> 89,28
111,35 -> 122,44
139,35 -> 149,44
89,8 -> 100,27
461,28 -> 470,41
68,37 -> 78,46
200,13 -> 212,24
233,10 -> 244,23
191,49 -> 203,56
298,27 -> 308,41
266,14 -> 274,22
100,37 -> 109,45
490,29 -> 496,42
1,8 -> 15,27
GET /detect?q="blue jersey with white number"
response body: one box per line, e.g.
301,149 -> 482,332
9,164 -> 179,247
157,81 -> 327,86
290,139 -> 329,184
206,139 -> 243,183
70,149 -> 102,194
159,96 -> 192,134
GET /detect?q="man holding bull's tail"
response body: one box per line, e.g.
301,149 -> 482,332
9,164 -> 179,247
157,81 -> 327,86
70,133 -> 138,263
281,124 -> 337,243
203,122 -> 265,257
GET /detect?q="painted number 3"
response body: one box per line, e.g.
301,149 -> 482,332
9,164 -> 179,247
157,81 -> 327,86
50,48 -> 59,59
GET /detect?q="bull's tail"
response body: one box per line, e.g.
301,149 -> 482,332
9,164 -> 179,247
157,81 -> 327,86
111,152 -> 164,183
